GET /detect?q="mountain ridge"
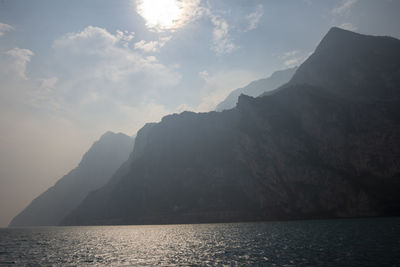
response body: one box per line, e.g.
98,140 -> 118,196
216,67 -> 297,111
290,27 -> 400,102
9,132 -> 134,227
61,27 -> 400,226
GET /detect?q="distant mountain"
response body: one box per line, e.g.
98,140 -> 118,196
9,132 -> 134,227
216,67 -> 297,111
62,28 -> 400,226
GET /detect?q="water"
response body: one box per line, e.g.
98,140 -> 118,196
1,218 -> 399,266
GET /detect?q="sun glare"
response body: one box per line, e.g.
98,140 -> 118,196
137,0 -> 184,31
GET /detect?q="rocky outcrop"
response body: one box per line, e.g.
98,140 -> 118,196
216,67 -> 297,111
62,28 -> 400,226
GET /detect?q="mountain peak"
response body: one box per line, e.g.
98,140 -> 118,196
80,132 -> 132,167
326,26 -> 357,36
315,27 -> 367,53
100,131 -> 116,138
9,132 -> 134,227
60,28 -> 400,226
99,131 -> 129,140
291,27 -> 400,102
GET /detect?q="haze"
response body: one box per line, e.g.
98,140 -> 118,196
1,0 -> 400,227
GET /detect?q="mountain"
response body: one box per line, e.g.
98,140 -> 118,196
9,132 -> 134,227
215,67 -> 297,111
62,28 -> 400,226
290,27 -> 400,102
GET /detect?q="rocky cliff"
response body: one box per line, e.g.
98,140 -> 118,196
62,28 -> 400,225
216,67 -> 297,111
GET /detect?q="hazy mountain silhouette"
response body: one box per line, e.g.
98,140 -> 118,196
9,132 -> 134,227
216,67 -> 297,111
62,28 -> 400,226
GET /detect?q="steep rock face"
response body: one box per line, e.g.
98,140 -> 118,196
62,28 -> 400,225
9,132 -> 134,227
291,27 -> 400,102
216,67 -> 297,111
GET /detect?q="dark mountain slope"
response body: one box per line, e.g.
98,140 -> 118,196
62,28 -> 400,225
9,132 -> 134,227
291,27 -> 400,102
216,67 -> 297,111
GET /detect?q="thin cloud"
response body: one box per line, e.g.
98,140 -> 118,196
332,0 -> 358,15
339,22 -> 357,31
281,50 -> 310,68
283,50 -> 299,59
116,30 -> 135,47
3,48 -> 34,79
51,26 -> 181,107
198,70 -> 209,79
134,36 -> 172,53
284,57 -> 302,67
136,0 -> 203,32
0,22 -> 14,37
0,25 -> 182,138
135,1 -> 261,56
245,4 -> 263,31
208,11 -> 238,55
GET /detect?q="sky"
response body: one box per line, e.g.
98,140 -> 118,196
0,0 -> 400,227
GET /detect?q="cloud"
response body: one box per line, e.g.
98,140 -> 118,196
135,1 -> 256,55
0,47 -> 34,110
134,36 -> 172,52
53,26 -> 122,55
0,27 -> 182,207
339,22 -> 357,31
208,12 -> 238,55
1,48 -> 34,79
283,50 -> 299,58
40,77 -> 58,89
332,0 -> 358,15
284,57 -> 302,67
0,22 -> 14,37
51,26 -> 181,108
136,0 -> 203,32
0,43 -> 95,227
281,50 -> 309,67
1,25 -> 184,140
116,30 -> 135,47
245,4 -> 263,31
28,77 -> 60,110
198,70 -> 209,79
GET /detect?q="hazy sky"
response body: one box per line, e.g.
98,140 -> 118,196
1,0 -> 399,226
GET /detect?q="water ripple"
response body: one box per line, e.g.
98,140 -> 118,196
0,218 -> 399,266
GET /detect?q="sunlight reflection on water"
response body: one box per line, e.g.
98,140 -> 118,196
1,218 -> 399,266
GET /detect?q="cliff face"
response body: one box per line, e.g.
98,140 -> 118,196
216,67 -> 297,111
62,28 -> 400,226
291,27 -> 400,102
9,132 -> 134,227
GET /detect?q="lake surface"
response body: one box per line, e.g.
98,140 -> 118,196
1,218 -> 399,266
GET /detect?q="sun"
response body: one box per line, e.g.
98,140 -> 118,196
136,0 -> 184,31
